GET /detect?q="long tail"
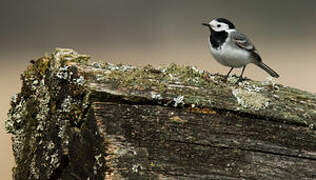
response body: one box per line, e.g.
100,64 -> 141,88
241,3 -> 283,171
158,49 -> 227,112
255,62 -> 280,78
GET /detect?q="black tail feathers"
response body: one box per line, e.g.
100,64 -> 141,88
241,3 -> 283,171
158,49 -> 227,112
255,62 -> 279,78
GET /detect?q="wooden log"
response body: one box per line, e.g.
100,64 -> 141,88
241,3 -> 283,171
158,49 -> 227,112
6,48 -> 316,179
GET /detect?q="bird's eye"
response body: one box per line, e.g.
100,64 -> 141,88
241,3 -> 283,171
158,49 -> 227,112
217,24 -> 221,28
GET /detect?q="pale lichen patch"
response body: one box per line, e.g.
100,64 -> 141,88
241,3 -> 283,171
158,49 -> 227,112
95,153 -> 103,167
47,141 -> 55,150
53,48 -> 90,64
227,76 -> 239,84
5,98 -> 27,133
173,95 -> 184,107
262,76 -> 279,90
132,164 -> 143,173
75,75 -> 85,86
232,88 -> 270,110
49,151 -> 60,168
150,91 -> 162,100
60,96 -> 73,113
262,76 -> 276,86
56,66 -> 72,80
239,81 -> 264,93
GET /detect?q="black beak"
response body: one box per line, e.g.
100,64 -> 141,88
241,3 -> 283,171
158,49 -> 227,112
201,23 -> 210,27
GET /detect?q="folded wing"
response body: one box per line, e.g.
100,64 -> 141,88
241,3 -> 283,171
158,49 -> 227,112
230,31 -> 262,62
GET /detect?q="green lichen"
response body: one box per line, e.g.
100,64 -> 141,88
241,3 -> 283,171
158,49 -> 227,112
6,48 -> 94,179
97,63 -> 216,93
23,57 -> 50,81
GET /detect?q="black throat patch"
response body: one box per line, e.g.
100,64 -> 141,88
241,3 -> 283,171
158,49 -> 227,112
210,29 -> 228,49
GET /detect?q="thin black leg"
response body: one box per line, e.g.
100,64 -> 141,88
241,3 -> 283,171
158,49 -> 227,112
225,67 -> 234,79
237,66 -> 246,83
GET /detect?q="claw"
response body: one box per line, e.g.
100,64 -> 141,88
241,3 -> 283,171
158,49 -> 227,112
236,76 -> 243,84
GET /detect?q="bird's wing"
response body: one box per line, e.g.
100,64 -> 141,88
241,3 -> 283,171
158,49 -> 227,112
230,31 -> 262,62
231,31 -> 255,51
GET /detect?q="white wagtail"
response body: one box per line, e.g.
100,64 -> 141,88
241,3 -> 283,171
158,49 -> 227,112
202,18 -> 279,82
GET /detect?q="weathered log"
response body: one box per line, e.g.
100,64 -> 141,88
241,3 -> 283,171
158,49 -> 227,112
6,48 -> 316,179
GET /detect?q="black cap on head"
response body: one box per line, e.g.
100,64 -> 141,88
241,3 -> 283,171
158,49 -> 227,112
216,18 -> 235,29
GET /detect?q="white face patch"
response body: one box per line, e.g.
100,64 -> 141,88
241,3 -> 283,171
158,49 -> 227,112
209,20 -> 230,32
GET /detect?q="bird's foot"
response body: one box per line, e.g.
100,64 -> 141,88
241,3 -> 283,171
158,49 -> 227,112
224,75 -> 229,82
236,76 -> 244,84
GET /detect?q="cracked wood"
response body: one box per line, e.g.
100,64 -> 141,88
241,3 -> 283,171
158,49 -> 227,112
93,102 -> 316,179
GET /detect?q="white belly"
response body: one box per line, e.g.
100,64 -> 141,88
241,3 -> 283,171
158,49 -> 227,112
209,42 -> 251,68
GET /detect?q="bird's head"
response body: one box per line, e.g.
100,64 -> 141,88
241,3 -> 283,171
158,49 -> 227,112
202,18 -> 235,32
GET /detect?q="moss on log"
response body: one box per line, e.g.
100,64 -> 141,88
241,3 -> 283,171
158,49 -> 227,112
6,48 -> 316,179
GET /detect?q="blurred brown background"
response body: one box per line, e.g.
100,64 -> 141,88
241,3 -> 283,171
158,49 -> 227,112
1,0 -> 316,178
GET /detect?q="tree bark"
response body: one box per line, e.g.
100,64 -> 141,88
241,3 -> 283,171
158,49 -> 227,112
6,48 -> 316,179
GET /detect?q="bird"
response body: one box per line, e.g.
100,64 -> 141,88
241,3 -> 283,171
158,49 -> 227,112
202,18 -> 279,83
